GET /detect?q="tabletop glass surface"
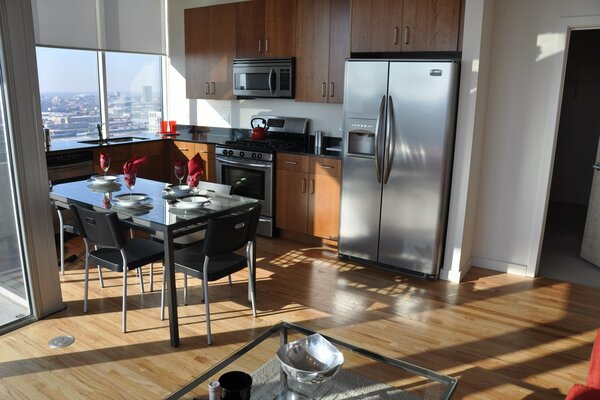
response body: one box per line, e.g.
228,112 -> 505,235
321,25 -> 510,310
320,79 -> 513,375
168,322 -> 457,400
50,176 -> 258,231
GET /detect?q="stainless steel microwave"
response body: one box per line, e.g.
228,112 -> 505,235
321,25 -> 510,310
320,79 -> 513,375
233,58 -> 294,98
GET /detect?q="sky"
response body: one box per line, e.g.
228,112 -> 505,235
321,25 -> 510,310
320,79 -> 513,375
36,47 -> 161,95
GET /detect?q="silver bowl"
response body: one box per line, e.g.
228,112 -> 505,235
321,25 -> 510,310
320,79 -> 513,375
276,333 -> 344,384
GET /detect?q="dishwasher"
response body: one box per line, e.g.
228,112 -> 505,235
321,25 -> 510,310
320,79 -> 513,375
46,151 -> 94,269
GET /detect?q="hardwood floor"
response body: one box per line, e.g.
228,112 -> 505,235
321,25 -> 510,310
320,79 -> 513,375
0,235 -> 597,399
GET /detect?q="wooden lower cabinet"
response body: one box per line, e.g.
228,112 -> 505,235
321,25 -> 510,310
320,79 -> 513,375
276,153 -> 341,240
92,145 -> 131,176
169,141 -> 216,184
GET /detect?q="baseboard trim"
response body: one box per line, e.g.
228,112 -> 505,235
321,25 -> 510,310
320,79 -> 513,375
439,257 -> 473,282
471,257 -> 528,276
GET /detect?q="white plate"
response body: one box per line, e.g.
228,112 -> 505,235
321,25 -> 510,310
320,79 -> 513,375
175,195 -> 210,210
114,193 -> 149,207
165,184 -> 192,196
90,175 -> 118,186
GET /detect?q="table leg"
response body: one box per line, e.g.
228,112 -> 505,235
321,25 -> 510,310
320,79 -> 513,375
164,230 -> 179,347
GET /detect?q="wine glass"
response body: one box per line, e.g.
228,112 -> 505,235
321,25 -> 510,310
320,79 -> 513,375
100,153 -> 111,176
174,163 -> 186,186
124,172 -> 136,198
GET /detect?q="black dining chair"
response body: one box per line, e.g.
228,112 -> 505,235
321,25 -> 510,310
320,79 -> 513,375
69,204 -> 164,333
148,181 -> 233,292
160,204 -> 261,345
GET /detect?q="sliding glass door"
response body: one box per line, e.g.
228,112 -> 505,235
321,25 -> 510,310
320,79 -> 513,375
0,42 -> 32,329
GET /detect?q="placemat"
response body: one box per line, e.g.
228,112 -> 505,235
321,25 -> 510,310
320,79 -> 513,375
250,358 -> 420,400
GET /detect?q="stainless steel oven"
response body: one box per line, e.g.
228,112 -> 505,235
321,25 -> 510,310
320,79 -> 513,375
233,58 -> 294,98
216,153 -> 274,237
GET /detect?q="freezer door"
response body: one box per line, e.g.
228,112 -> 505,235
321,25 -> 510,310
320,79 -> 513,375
378,61 -> 458,275
338,61 -> 389,261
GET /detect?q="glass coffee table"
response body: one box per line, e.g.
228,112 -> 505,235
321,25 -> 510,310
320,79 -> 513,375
167,321 -> 457,400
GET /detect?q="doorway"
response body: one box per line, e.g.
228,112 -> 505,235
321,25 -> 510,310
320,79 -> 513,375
539,29 -> 600,288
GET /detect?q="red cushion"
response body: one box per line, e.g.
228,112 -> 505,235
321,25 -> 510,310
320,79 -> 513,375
566,384 -> 600,400
588,330 -> 600,389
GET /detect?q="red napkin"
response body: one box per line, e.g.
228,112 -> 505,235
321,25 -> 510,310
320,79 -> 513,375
100,152 -> 110,171
187,153 -> 205,188
123,155 -> 147,175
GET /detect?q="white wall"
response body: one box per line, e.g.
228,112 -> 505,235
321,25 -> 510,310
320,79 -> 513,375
471,0 -> 600,276
166,0 -> 344,137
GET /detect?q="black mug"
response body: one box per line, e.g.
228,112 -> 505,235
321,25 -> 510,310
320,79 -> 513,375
218,371 -> 252,400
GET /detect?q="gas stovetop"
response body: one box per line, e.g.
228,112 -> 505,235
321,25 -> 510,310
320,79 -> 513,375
223,137 -> 301,152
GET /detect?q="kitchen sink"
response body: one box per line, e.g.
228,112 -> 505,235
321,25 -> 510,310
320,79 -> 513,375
78,136 -> 148,145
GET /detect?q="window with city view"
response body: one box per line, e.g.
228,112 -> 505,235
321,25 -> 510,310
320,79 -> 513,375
36,48 -> 162,142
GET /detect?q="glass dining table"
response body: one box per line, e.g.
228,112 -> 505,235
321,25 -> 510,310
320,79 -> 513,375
49,175 -> 258,347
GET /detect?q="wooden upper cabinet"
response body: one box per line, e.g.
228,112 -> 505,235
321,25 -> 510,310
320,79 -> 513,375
264,0 -> 296,56
402,0 -> 461,51
351,0 -> 403,53
236,0 -> 265,58
236,0 -> 295,58
185,4 -> 236,99
351,0 -> 461,52
295,0 -> 349,103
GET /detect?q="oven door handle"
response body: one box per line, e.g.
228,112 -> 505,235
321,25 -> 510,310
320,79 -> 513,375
216,156 -> 272,169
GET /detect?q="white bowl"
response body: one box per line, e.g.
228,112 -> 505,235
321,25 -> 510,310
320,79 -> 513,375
175,195 -> 210,209
276,333 -> 344,384
166,184 -> 192,196
114,193 -> 149,207
90,174 -> 117,186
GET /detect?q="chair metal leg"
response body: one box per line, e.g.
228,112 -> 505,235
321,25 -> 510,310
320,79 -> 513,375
138,267 -> 145,293
57,209 -> 65,275
149,263 -> 154,292
121,250 -> 128,333
203,257 -> 212,345
183,273 -> 188,305
160,267 -> 166,321
228,275 -> 232,286
97,266 -> 104,288
83,239 -> 90,313
247,241 -> 257,317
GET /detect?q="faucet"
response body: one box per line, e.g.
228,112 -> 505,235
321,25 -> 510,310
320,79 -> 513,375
96,123 -> 106,144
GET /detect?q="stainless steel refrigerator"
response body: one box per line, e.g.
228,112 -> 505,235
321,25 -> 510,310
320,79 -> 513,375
338,59 -> 459,278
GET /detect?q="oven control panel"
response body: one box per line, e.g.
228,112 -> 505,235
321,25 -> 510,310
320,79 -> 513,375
216,146 -> 273,162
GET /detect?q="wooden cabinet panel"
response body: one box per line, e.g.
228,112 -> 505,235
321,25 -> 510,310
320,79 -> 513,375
169,141 -> 215,184
276,154 -> 340,240
131,142 -> 165,182
185,7 -> 210,99
328,0 -> 350,103
277,153 -> 309,172
265,0 -> 296,56
185,4 -> 236,100
295,0 -> 349,103
92,145 -> 131,175
351,0 -> 403,53
309,157 -> 341,177
209,4 -> 236,99
295,0 -> 330,103
402,0 -> 461,51
236,0 -> 265,58
308,173 -> 340,239
276,169 -> 309,233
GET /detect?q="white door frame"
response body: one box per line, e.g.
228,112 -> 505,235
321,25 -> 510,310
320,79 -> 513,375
530,16 -> 600,277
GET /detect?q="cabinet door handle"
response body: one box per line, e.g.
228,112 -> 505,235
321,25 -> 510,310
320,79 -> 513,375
284,160 -> 298,165
321,82 -> 326,97
393,27 -> 399,45
211,82 -> 216,95
330,82 -> 335,98
301,178 -> 306,193
258,39 -> 262,53
265,39 -> 270,53
310,179 -> 315,195
320,164 -> 334,169
404,27 -> 410,45
205,82 -> 210,95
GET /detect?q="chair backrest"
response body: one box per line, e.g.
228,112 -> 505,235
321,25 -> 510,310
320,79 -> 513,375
197,181 -> 232,195
202,208 -> 253,257
246,203 -> 262,243
69,204 -> 126,250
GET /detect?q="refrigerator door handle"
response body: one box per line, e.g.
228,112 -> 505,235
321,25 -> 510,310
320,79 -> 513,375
374,95 -> 386,183
383,95 -> 396,184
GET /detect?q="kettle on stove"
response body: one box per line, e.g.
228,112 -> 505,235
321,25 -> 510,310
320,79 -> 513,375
251,117 -> 268,140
